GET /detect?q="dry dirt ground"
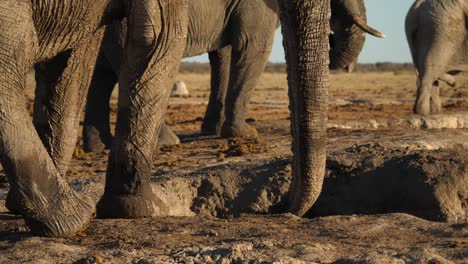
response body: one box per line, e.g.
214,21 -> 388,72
0,71 -> 467,263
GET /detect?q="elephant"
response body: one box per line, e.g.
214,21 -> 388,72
0,0 -> 351,238
405,0 -> 468,116
82,0 -> 385,153
1,0 -> 189,237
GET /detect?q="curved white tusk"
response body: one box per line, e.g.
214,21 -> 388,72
352,16 -> 386,38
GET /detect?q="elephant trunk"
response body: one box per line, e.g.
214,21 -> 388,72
278,0 -> 330,216
329,0 -> 384,72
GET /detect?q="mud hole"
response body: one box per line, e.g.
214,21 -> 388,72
1,72 -> 467,263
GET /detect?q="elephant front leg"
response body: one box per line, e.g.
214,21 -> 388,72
96,0 -> 188,218
220,46 -> 272,138
82,50 -> 118,153
201,46 -> 232,135
0,1 -> 93,236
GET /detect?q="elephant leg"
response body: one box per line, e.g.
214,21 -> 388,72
97,0 -> 188,218
220,33 -> 274,138
201,46 -> 232,135
0,1 -> 93,236
157,122 -> 180,146
430,81 -> 442,114
33,31 -> 106,173
413,20 -> 464,116
415,70 -> 449,116
6,51 -> 73,214
82,50 -> 118,153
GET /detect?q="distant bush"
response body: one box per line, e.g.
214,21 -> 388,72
178,62 -> 414,74
352,62 -> 414,73
179,62 -> 210,73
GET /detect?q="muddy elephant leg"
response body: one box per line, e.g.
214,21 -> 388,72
82,50 -> 118,153
6,51 -> 74,214
157,122 -> 180,146
0,1 -> 93,236
97,0 -> 188,218
220,32 -> 274,138
201,46 -> 232,135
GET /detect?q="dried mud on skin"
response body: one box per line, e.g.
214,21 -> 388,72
0,71 -> 467,263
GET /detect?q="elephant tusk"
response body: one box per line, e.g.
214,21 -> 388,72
352,16 -> 385,38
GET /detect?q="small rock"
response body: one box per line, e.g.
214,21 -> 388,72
171,80 -> 189,97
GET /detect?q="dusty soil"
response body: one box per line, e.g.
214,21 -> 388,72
0,71 -> 467,263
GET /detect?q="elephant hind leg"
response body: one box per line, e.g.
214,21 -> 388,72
83,49 -> 117,153
220,36 -> 275,138
0,2 -> 93,237
412,15 -> 464,116
201,46 -> 232,135
414,71 -> 443,116
34,31 -> 105,173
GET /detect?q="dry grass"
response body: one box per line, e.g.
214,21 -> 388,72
174,71 -> 468,103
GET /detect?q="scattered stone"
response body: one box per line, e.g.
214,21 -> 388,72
171,80 -> 189,97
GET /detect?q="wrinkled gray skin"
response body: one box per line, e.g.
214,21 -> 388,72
278,0 -> 330,216
82,0 -> 384,152
1,0 -> 344,238
406,0 -> 468,116
1,0 -> 188,237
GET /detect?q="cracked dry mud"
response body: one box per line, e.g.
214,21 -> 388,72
0,71 -> 467,263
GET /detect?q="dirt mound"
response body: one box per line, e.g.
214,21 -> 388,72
2,145 -> 464,222
312,145 -> 468,222
149,145 -> 468,222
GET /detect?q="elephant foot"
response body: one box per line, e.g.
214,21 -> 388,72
430,94 -> 442,114
83,125 -> 111,153
158,125 -> 180,146
24,190 -> 94,237
430,100 -> 442,114
96,192 -> 169,218
5,190 -> 21,215
220,122 -> 258,138
414,96 -> 442,116
413,98 -> 431,116
200,120 -> 222,136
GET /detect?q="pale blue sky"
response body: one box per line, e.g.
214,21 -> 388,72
184,1 -> 414,63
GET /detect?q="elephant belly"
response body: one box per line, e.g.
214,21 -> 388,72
183,0 -> 233,57
33,0 -> 110,60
